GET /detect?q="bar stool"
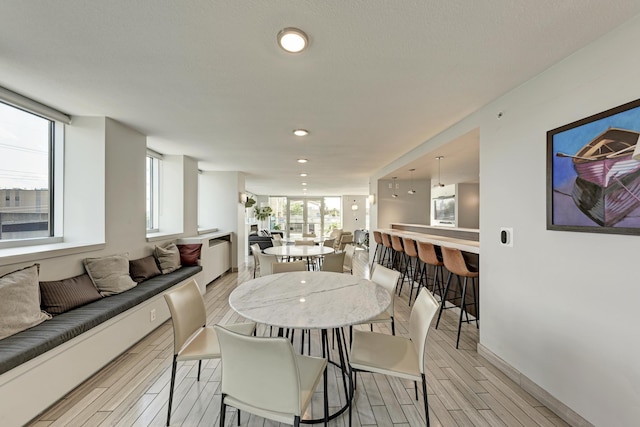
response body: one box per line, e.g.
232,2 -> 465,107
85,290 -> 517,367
401,237 -> 420,304
415,241 -> 445,303
435,247 -> 479,349
380,232 -> 394,268
369,231 -> 384,274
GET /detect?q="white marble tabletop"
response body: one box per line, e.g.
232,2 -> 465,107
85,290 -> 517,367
229,271 -> 391,329
263,245 -> 334,257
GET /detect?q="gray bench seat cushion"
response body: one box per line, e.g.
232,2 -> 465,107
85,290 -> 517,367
0,266 -> 201,376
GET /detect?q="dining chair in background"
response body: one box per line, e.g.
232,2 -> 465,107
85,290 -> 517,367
215,325 -> 329,427
272,260 -> 306,273
320,251 -> 345,272
250,243 -> 262,278
257,253 -> 278,276
163,279 -> 256,426
342,244 -> 356,274
349,289 -> 440,427
351,264 -> 400,338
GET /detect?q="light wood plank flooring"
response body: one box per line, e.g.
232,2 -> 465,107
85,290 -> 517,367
27,250 -> 569,427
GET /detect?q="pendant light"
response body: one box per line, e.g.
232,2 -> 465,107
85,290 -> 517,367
433,156 -> 445,188
407,168 -> 416,195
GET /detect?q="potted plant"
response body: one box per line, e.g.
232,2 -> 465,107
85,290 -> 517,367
244,196 -> 256,209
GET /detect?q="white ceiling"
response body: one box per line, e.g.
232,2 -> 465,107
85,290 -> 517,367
1,1 -> 640,196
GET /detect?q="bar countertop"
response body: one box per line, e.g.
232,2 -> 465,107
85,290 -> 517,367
376,227 -> 480,254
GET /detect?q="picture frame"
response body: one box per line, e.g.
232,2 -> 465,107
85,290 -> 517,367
547,98 -> 640,235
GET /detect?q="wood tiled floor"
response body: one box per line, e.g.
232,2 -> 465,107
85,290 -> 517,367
27,250 -> 570,426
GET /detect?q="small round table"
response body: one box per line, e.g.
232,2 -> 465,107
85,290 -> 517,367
229,271 -> 391,423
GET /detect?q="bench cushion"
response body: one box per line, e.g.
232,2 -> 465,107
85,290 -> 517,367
0,265 -> 201,376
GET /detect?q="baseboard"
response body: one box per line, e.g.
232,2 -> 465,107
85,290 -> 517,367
477,343 -> 594,427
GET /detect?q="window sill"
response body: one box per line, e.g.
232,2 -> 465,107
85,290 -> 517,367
146,231 -> 183,243
0,241 -> 106,267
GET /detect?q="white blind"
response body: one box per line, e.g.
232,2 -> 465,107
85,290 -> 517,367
0,86 -> 71,124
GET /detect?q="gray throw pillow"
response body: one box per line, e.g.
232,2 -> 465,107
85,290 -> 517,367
84,254 -> 137,296
0,264 -> 52,340
154,243 -> 181,274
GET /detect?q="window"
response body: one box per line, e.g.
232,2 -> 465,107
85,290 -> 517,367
0,102 -> 53,242
146,153 -> 160,232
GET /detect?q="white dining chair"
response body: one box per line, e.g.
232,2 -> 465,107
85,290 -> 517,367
250,243 -> 262,278
349,290 -> 440,427
272,260 -> 306,273
352,264 -> 399,335
320,252 -> 345,272
342,244 -> 356,274
163,280 -> 255,426
215,325 -> 329,426
257,253 -> 278,276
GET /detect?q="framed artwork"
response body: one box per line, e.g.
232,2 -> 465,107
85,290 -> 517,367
547,98 -> 640,234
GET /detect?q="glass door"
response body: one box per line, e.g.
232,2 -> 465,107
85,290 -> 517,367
287,198 -> 324,238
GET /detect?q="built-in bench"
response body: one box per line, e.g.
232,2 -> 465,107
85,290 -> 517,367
0,265 -> 202,427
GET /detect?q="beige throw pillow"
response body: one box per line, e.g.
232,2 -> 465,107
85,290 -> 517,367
84,254 -> 137,296
154,243 -> 181,274
0,264 -> 51,340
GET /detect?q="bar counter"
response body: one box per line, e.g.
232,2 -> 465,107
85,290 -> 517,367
374,226 -> 479,317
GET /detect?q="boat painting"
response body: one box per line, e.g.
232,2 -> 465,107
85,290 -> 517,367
557,128 -> 640,227
547,98 -> 640,234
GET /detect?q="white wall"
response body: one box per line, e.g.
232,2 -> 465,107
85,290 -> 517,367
371,14 -> 640,427
377,178 -> 430,228
198,171 -> 244,270
341,195 -> 367,232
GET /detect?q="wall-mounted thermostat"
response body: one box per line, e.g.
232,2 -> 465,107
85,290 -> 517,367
500,227 -> 513,247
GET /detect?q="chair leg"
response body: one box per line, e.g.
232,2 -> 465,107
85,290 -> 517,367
166,356 -> 177,426
219,394 -> 226,427
470,277 -> 479,328
414,381 -> 418,400
422,373 -> 431,427
197,359 -> 202,381
456,277 -> 468,349
294,415 -> 300,427
237,409 -> 240,426
435,272 -> 454,329
348,366 -> 354,427
323,365 -> 329,426
391,316 -> 395,336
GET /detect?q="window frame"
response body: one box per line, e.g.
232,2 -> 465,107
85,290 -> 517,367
0,101 -> 64,248
146,150 -> 162,233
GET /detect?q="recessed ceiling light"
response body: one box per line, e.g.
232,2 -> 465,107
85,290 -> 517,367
299,173 -> 308,177
277,28 -> 308,53
301,182 -> 307,186
293,129 -> 309,137
297,158 -> 308,163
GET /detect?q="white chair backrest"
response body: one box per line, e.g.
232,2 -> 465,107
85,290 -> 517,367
295,240 -> 314,246
371,264 -> 400,317
409,290 -> 440,374
322,238 -> 335,249
272,234 -> 282,240
257,253 -> 277,276
163,279 -> 205,355
214,326 -> 301,416
343,244 -> 355,270
320,252 -> 345,272
302,232 -> 316,237
250,244 -> 261,264
272,260 -> 306,273
271,238 -> 283,247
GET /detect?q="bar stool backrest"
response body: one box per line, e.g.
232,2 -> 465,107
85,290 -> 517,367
402,237 -> 417,257
417,241 -> 443,266
381,233 -> 392,248
373,231 -> 383,245
441,247 -> 478,277
391,235 -> 404,252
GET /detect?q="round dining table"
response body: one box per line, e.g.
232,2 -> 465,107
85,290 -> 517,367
229,271 -> 391,423
263,244 -> 334,270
